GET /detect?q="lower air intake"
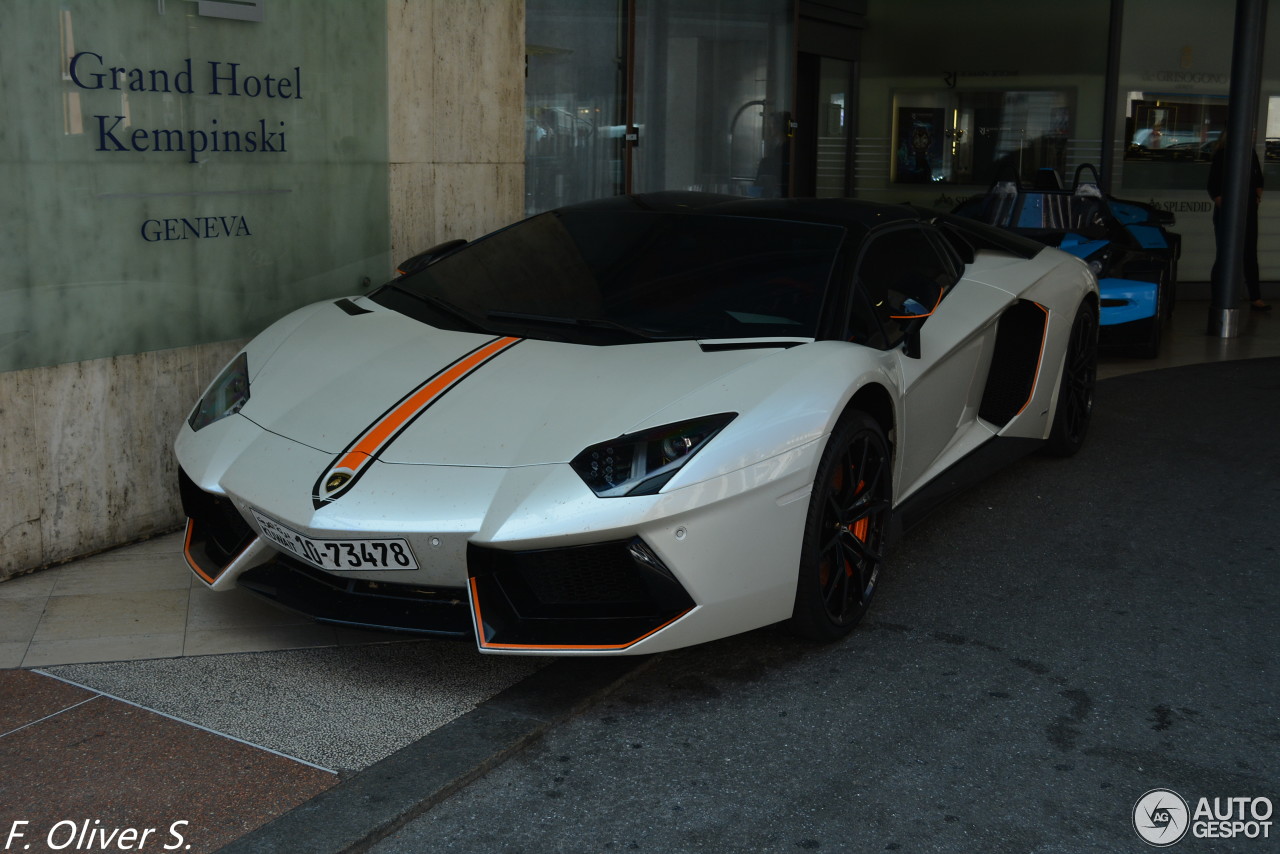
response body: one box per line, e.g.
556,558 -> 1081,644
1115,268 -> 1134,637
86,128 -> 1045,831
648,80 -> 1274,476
468,538 -> 695,650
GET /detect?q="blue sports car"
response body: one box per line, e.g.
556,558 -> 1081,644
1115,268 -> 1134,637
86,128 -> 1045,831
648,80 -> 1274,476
953,164 -> 1178,358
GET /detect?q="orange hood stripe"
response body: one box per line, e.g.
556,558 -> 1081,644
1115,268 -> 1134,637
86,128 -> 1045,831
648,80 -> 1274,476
313,336 -> 521,507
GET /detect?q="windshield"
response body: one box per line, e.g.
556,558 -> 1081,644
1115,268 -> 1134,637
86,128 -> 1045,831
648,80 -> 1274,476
374,210 -> 844,344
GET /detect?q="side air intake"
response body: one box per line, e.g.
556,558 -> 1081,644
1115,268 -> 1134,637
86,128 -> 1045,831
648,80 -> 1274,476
979,300 -> 1048,427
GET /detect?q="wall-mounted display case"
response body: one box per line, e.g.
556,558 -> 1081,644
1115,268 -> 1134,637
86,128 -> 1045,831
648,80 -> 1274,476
891,88 -> 1073,185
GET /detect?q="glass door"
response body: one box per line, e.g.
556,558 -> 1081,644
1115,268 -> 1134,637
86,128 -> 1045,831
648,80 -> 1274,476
631,0 -> 793,198
795,54 -> 854,197
525,0 -> 796,212
525,0 -> 628,215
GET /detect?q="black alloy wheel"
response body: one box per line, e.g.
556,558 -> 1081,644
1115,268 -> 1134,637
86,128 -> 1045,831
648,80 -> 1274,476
790,410 -> 892,641
1044,300 -> 1098,457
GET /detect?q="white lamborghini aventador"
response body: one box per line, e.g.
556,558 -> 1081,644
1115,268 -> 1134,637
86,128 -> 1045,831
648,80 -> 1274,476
176,193 -> 1098,654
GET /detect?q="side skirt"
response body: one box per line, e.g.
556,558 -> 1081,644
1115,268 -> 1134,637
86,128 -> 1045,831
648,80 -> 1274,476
888,435 -> 1043,545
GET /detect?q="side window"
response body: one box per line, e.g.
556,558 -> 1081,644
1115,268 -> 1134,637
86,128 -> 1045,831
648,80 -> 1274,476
927,225 -> 968,276
854,227 -> 956,349
934,220 -> 975,267
846,289 -> 888,348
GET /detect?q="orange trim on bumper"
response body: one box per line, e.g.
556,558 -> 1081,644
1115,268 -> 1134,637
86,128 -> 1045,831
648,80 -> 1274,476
468,577 -> 690,652
183,518 -> 220,585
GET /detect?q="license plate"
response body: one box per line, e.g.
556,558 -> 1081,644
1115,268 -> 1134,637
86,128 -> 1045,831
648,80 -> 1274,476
250,510 -> 419,571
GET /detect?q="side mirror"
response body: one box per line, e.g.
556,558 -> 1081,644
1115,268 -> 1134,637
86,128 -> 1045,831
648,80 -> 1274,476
901,318 -> 925,359
395,238 -> 468,277
889,274 -> 944,360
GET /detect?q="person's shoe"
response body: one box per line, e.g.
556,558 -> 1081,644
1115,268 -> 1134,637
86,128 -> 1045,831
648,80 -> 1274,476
1250,300 -> 1272,312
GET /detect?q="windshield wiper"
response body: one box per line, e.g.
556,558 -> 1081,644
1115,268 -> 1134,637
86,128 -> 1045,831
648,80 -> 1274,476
377,283 -> 493,334
485,311 -> 682,342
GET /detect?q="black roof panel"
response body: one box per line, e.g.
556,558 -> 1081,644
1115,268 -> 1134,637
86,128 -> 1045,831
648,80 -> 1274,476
560,193 -> 921,231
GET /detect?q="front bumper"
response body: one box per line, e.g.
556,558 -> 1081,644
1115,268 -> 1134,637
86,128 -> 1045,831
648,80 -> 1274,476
1098,314 -> 1160,349
177,417 -> 819,654
1097,277 -> 1158,327
236,556 -> 473,637
181,468 -> 695,649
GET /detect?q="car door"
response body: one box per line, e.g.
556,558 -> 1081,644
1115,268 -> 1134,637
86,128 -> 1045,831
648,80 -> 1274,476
851,224 -> 1004,502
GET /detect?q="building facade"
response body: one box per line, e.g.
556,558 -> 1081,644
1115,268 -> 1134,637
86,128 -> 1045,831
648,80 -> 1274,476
855,0 -> 1279,291
1,0 -> 1275,579
0,0 -> 524,579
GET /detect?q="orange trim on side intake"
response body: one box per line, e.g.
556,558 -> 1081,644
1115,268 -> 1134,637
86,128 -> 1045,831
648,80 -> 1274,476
1013,302 -> 1051,418
468,577 -> 691,652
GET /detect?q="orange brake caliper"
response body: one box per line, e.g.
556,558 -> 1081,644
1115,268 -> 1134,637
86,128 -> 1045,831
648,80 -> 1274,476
842,477 -> 868,576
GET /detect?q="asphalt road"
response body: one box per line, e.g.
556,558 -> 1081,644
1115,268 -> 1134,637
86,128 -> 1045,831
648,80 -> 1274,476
356,358 -> 1279,854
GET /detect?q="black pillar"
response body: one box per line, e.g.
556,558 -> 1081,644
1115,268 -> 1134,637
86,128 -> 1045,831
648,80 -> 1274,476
1210,0 -> 1268,335
1099,0 -> 1124,190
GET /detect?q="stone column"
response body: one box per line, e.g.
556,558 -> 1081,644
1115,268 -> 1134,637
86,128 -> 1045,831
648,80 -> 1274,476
386,0 -> 526,271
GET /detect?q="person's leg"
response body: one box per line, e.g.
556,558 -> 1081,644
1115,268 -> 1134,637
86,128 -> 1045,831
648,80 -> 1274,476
1245,204 -> 1267,307
1211,205 -> 1223,290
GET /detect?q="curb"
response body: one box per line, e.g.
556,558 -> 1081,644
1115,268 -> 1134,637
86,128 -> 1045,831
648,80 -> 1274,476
215,656 -> 654,854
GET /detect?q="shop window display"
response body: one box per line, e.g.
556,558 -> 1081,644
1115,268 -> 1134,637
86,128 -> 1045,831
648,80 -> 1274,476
1119,93 -> 1231,192
891,89 -> 1073,186
1126,96 -> 1226,162
1267,95 -> 1280,163
1119,94 -> 1279,191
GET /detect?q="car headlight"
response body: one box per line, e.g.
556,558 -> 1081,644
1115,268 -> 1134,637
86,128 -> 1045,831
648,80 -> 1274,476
570,413 -> 737,497
188,352 -> 250,431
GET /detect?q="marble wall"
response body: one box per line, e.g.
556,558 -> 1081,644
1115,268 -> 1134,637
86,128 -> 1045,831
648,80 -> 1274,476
0,340 -> 243,580
387,0 -> 526,263
1,1 -> 526,581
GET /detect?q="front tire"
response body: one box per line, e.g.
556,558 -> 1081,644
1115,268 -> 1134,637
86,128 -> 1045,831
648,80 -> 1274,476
789,410 -> 892,641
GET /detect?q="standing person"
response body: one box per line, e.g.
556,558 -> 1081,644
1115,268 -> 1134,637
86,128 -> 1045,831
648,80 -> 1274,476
1208,132 -> 1270,311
